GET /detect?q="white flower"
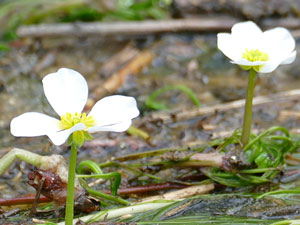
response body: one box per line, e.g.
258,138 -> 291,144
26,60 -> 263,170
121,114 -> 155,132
217,21 -> 296,73
10,68 -> 140,146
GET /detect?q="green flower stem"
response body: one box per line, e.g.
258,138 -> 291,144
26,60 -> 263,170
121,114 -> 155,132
241,69 -> 256,147
65,143 -> 78,225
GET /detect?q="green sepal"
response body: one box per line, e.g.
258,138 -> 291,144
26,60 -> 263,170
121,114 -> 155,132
83,131 -> 93,141
240,65 -> 251,71
67,131 -> 94,148
240,65 -> 262,72
72,131 -> 85,148
67,134 -> 73,146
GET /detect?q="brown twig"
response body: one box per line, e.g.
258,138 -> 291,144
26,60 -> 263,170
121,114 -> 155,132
139,183 -> 214,202
98,42 -> 139,79
180,153 -> 224,167
92,50 -> 154,99
17,18 -> 238,38
16,17 -> 300,39
0,195 -> 51,206
30,177 -> 45,216
147,89 -> 300,124
103,182 -> 188,195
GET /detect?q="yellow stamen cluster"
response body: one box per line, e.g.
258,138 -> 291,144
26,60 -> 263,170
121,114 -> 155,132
242,49 -> 269,62
59,112 -> 95,130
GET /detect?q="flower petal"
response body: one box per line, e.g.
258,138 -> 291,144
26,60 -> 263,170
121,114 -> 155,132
280,51 -> 296,65
231,21 -> 263,38
231,21 -> 263,50
217,33 -> 243,61
259,51 -> 296,73
88,95 -> 139,129
231,58 -> 266,66
87,120 -> 132,133
258,61 -> 281,73
42,68 -> 88,116
10,112 -> 60,137
262,27 -> 296,59
47,123 -> 86,146
218,21 -> 264,62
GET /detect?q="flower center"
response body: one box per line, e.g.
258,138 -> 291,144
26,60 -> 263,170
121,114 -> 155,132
242,49 -> 269,62
59,112 -> 95,130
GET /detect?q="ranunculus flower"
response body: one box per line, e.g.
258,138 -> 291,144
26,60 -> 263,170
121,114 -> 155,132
217,21 -> 296,73
10,68 -> 140,146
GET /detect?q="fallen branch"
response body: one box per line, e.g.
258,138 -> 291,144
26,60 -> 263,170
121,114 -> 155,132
181,153 -> 224,167
147,89 -> 300,124
103,182 -> 188,195
98,42 -> 139,78
17,18 -> 238,38
0,195 -> 50,206
139,183 -> 214,203
16,17 -> 300,39
92,50 -> 154,100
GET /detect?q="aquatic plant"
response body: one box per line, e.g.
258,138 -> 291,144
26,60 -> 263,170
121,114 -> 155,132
10,68 -> 139,225
217,21 -> 296,146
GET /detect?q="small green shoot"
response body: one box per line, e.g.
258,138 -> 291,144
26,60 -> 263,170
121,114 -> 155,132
145,84 -> 201,110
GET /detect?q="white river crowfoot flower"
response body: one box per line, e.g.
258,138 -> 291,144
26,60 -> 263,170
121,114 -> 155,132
10,68 -> 140,146
217,21 -> 296,73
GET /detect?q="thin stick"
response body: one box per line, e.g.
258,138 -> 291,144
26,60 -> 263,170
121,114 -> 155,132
0,195 -> 51,206
29,177 -> 45,217
139,183 -> 214,203
181,153 -> 224,167
147,89 -> 300,124
17,18 -> 238,38
102,182 -> 188,195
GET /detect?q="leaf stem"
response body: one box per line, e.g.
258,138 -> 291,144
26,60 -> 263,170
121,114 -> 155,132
241,69 -> 256,147
65,143 -> 78,225
0,148 -> 43,175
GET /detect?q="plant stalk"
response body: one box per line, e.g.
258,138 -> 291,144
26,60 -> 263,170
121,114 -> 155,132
0,148 -> 43,175
241,69 -> 256,147
65,144 -> 78,225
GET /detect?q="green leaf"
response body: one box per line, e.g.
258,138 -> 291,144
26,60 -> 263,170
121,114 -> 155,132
145,85 -> 201,110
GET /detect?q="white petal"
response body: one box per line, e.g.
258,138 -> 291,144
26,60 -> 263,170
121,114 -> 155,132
42,68 -> 88,116
88,95 -> 139,128
231,21 -> 263,50
280,51 -> 296,65
262,27 -> 296,58
47,123 -> 86,146
231,21 -> 263,38
87,120 -> 132,133
218,21 -> 264,62
231,58 -> 266,66
259,51 -> 296,73
258,61 -> 281,73
10,112 -> 60,137
217,33 -> 243,61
